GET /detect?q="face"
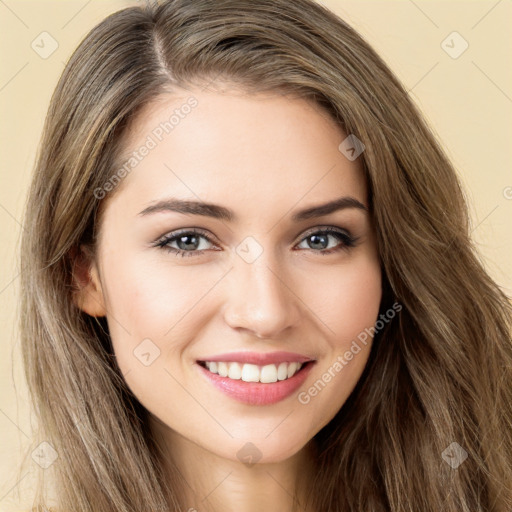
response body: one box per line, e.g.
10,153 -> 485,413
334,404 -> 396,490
75,84 -> 382,464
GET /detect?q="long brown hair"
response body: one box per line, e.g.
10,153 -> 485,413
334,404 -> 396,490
18,0 -> 512,510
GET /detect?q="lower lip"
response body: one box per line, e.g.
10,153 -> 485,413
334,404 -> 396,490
196,361 -> 315,405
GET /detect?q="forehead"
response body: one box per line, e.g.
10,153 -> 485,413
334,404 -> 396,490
101,86 -> 367,220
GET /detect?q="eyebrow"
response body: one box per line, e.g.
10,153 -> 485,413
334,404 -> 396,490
138,196 -> 368,222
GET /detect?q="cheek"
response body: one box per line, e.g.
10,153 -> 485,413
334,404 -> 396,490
313,254 -> 382,346
296,257 -> 381,432
101,252 -> 223,370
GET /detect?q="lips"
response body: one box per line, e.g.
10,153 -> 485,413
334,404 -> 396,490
195,351 -> 316,405
196,359 -> 315,405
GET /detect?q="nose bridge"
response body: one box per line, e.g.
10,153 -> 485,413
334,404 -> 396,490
222,243 -> 301,338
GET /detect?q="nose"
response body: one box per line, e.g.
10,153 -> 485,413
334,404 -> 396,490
222,253 -> 302,340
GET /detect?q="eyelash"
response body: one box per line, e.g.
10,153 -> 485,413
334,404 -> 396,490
153,226 -> 359,258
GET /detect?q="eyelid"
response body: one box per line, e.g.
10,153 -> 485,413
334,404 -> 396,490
155,227 -> 217,244
297,224 -> 352,241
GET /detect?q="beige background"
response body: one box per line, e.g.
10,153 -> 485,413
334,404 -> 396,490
1,1 -> 511,509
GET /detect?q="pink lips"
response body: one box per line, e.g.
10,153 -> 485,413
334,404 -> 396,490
195,351 -> 316,406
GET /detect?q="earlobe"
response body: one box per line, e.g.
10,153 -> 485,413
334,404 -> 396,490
70,244 -> 107,317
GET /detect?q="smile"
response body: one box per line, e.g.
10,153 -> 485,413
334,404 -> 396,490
199,361 -> 303,383
196,359 -> 315,406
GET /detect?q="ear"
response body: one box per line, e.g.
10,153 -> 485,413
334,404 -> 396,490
70,244 -> 107,317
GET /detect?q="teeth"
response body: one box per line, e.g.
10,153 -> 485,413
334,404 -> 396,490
203,361 -> 304,382
277,362 -> 289,380
242,364 -> 261,382
218,362 -> 228,377
287,362 -> 298,378
228,362 -> 242,380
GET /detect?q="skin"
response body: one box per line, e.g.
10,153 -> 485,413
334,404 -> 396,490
73,83 -> 382,512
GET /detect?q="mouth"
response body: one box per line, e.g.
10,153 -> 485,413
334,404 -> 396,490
196,359 -> 313,383
195,358 -> 316,406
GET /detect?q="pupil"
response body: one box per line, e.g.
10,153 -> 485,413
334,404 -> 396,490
178,235 -> 199,251
310,234 -> 327,250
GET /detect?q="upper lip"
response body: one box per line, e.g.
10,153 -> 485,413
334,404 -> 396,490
197,351 -> 315,366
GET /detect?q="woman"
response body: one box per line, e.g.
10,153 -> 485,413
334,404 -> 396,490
18,0 -> 512,511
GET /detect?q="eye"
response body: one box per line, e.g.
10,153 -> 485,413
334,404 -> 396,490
295,227 -> 358,255
154,226 -> 359,258
154,228 -> 217,257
